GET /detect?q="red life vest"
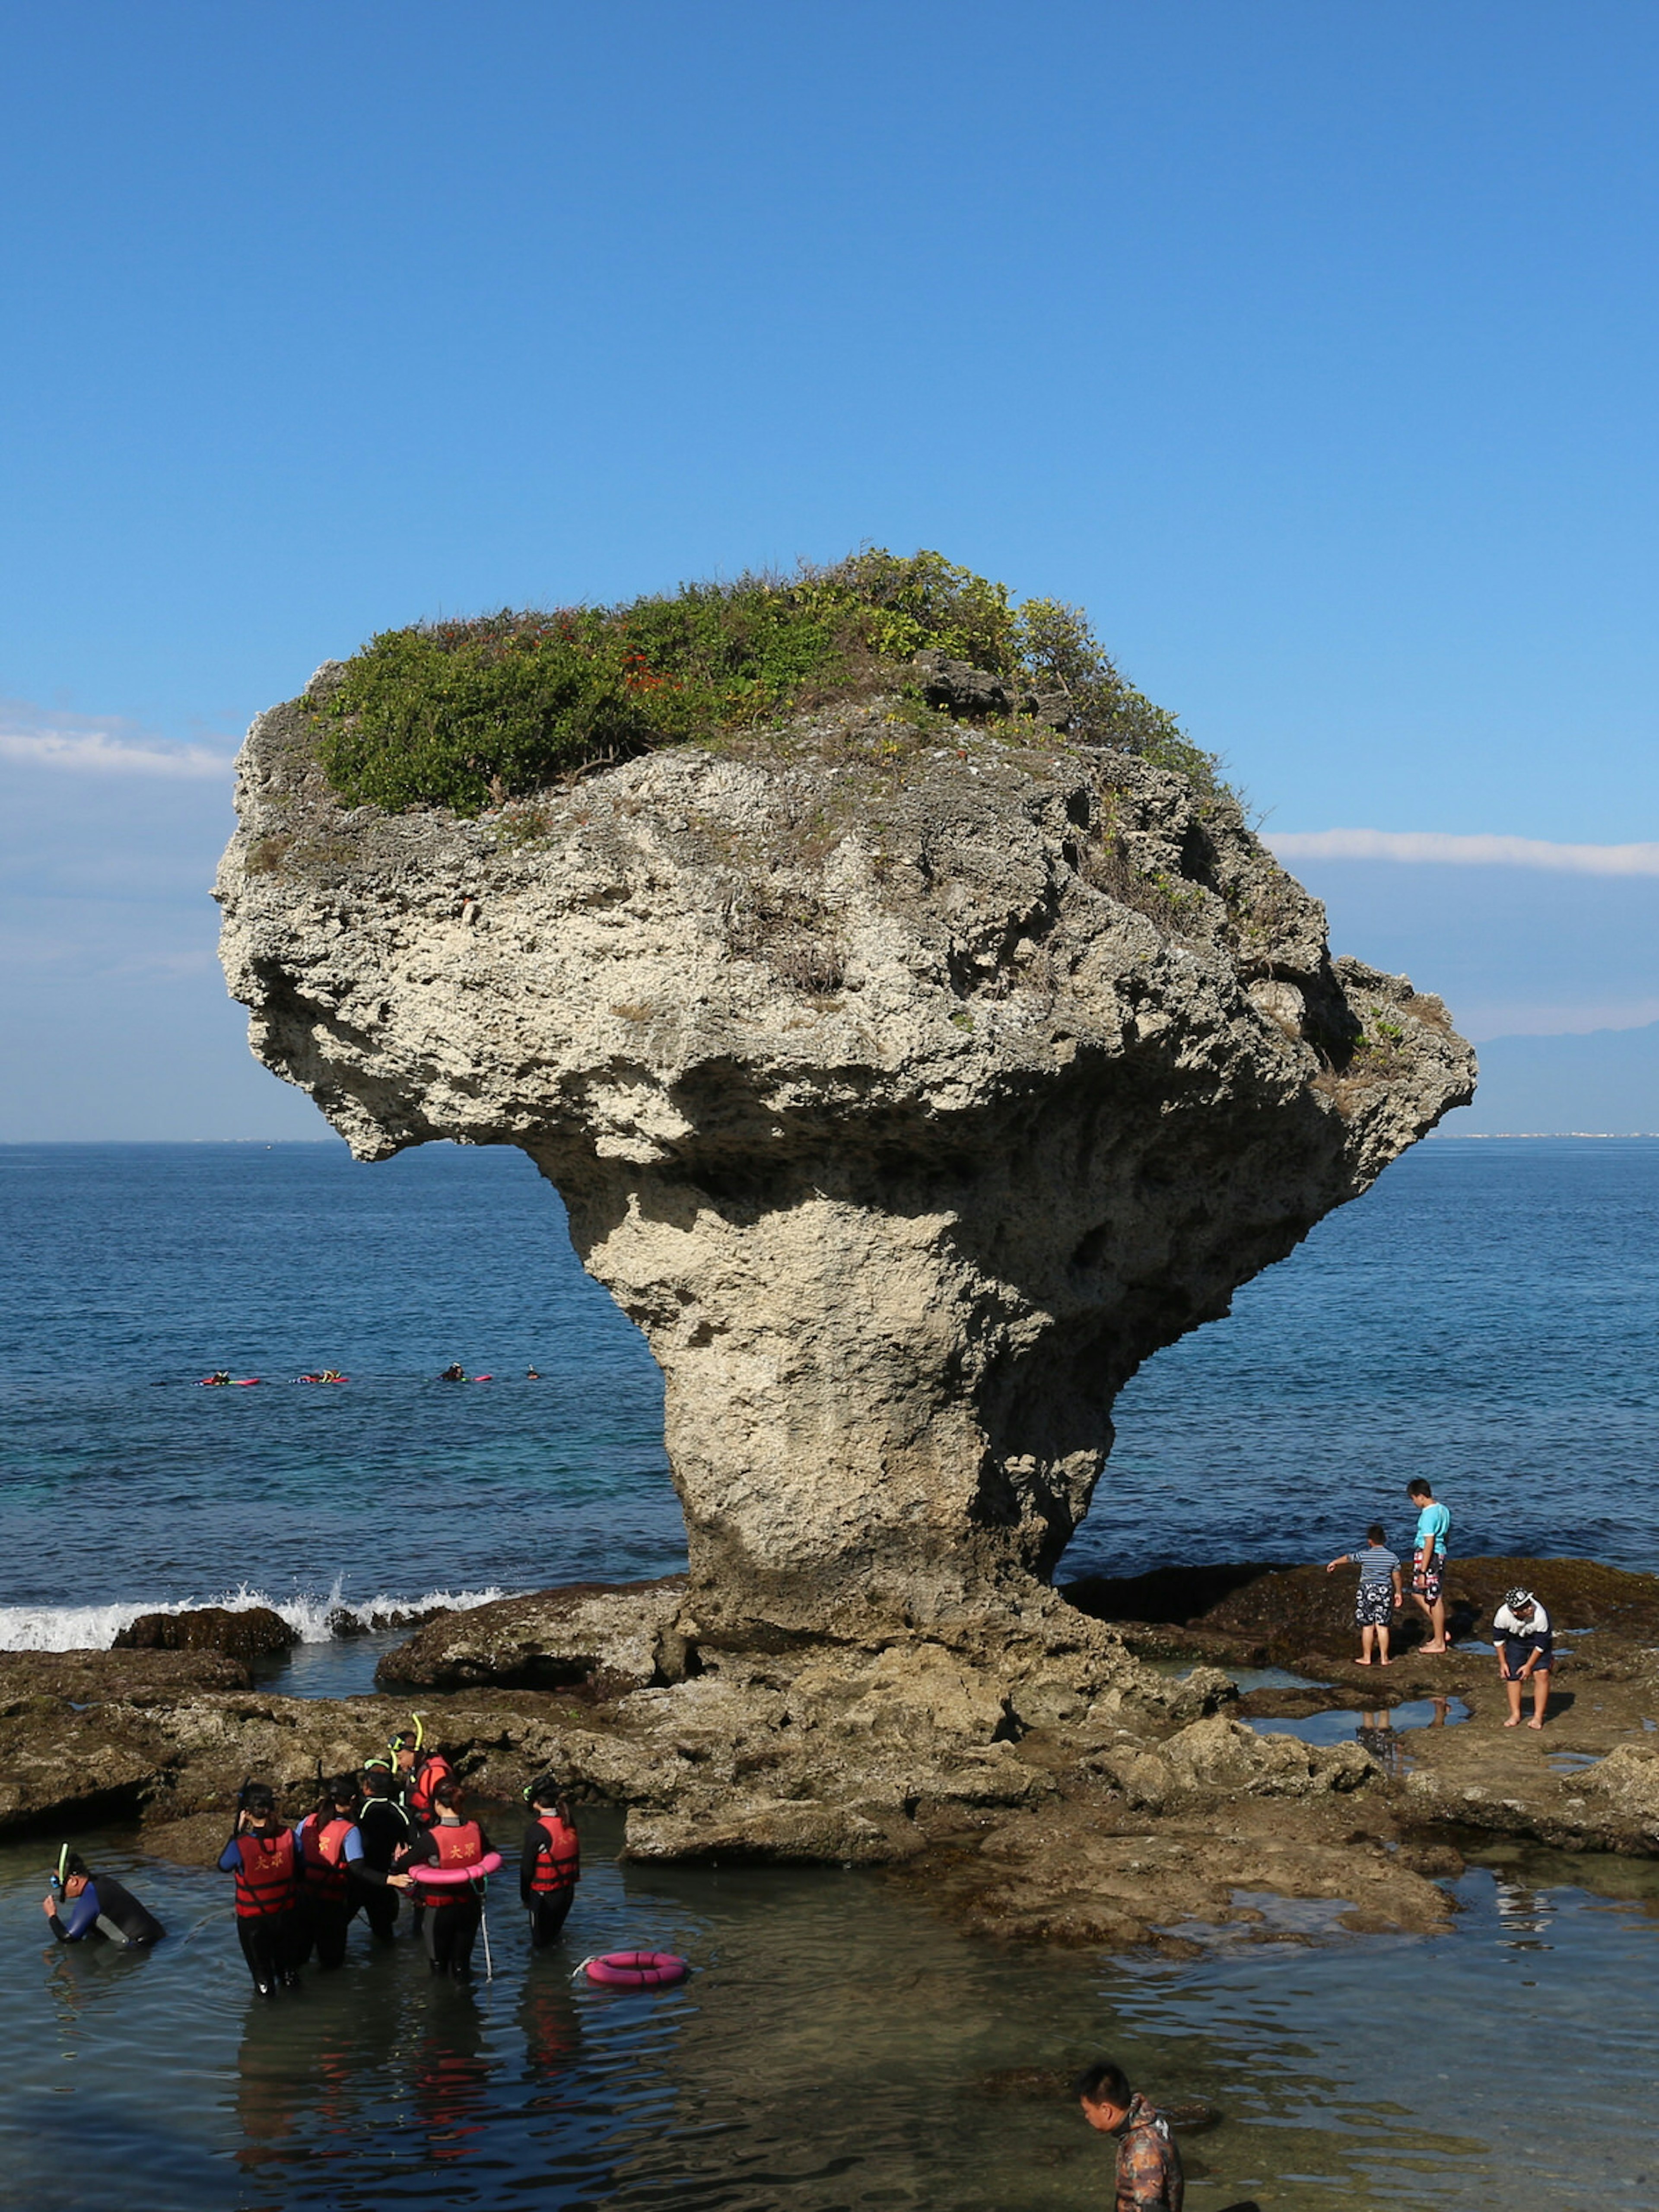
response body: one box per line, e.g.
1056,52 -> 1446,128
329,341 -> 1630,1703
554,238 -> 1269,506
233,1828 -> 297,1918
528,1814 -> 580,1897
407,1753 -> 452,1823
301,1816 -> 355,1901
415,1818 -> 484,1905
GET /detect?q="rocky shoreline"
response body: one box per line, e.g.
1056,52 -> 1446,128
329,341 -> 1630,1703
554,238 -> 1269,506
7,1558 -> 1655,1957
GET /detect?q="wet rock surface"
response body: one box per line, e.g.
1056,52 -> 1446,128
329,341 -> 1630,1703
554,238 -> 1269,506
6,1560 -> 1658,1949
1065,1554 -> 1659,1668
112,1605 -> 298,1661
377,1577 -> 688,1693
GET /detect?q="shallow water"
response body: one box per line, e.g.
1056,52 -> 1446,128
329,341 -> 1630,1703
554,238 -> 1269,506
1246,1697 -> 1471,1749
6,1817 -> 1659,2211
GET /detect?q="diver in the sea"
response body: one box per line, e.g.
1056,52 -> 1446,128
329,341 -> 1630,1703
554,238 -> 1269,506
355,1757 -> 414,1940
293,1775 -> 369,1969
391,1718 -> 453,1826
41,1849 -> 165,1947
439,1363 -> 466,1382
391,1778 -> 495,1980
202,1371 -> 233,1386
219,1783 -> 301,1996
519,1775 -> 581,1948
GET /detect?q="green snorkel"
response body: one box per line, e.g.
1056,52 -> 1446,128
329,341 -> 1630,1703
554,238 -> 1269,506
51,1843 -> 70,1895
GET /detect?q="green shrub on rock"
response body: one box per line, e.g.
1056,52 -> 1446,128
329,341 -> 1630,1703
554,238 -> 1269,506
314,549 -> 1224,814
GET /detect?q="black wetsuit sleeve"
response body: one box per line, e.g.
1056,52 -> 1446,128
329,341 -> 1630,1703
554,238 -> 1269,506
520,1824 -> 545,1902
405,1832 -> 439,1868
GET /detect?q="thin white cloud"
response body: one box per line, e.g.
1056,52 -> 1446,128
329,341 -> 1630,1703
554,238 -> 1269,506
1266,828 -> 1659,876
0,728 -> 233,778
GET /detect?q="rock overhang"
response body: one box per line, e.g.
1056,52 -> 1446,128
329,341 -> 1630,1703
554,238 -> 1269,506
217,687 -> 1475,1639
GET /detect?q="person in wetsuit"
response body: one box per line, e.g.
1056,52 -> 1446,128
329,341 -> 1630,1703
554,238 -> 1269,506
218,1783 -> 301,1996
392,1778 -> 494,1981
438,1363 -> 466,1382
520,1775 -> 581,1948
391,1727 -> 453,1826
293,1775 -> 375,1969
41,1852 -> 164,1947
354,1756 -> 413,1939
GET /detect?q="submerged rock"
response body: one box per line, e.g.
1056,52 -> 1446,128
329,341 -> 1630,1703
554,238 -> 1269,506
218,693 -> 1472,1640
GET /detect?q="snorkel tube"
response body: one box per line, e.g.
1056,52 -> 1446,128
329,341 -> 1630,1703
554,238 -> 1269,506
50,1843 -> 70,1897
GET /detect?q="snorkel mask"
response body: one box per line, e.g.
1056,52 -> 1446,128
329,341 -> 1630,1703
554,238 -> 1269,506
388,1713 -> 426,1758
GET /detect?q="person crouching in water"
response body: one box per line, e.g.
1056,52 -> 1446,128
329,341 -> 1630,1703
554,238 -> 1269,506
293,1775 -> 374,1969
391,1778 -> 494,1981
219,1784 -> 300,1996
355,1757 -> 414,1941
1494,1586 -> 1555,1729
42,1849 -> 164,1948
1075,2059 -> 1188,2211
520,1775 -> 580,1948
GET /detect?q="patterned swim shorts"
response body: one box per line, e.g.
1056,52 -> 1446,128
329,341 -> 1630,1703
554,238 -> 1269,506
1355,1580 -> 1393,1627
1412,1556 -> 1443,1604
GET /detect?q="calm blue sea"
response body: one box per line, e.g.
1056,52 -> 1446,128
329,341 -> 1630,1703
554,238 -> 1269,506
0,1136 -> 1655,1646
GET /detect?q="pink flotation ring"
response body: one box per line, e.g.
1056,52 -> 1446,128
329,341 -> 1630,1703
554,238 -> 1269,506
409,1850 -> 502,1886
583,1951 -> 688,1989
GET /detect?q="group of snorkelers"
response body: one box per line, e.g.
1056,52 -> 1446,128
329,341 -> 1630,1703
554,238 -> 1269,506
43,1724 -> 581,1997
194,1366 -> 540,1385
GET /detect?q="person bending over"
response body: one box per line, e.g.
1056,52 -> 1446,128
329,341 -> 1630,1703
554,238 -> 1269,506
1494,1587 -> 1555,1729
520,1776 -> 581,1948
219,1784 -> 301,1996
42,1851 -> 164,1947
392,1778 -> 495,1981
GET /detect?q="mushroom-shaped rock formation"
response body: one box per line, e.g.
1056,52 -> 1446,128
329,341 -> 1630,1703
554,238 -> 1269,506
217,681 -> 1473,1643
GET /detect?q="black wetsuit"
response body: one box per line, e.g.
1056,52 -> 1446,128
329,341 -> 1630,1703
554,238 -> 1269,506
355,1790 -> 414,1940
520,1812 -> 580,1948
47,1874 -> 164,1947
407,1818 -> 494,1979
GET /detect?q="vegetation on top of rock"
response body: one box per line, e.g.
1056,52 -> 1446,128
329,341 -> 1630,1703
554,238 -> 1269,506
312,548 -> 1224,814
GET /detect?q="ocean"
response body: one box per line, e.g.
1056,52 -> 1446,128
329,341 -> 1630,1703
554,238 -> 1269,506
3,1136 -> 1657,2209
2,1136 -> 1655,1648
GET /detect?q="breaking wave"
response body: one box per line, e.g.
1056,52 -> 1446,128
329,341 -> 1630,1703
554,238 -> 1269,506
0,1579 -> 509,1652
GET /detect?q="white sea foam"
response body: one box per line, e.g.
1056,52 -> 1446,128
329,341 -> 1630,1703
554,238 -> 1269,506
0,1580 -> 508,1652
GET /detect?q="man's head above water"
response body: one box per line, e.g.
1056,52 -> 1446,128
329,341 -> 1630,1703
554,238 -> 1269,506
1074,2059 -> 1134,2130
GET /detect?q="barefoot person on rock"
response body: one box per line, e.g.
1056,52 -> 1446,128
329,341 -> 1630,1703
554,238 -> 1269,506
1406,1478 -> 1452,1652
1325,1523 -> 1403,1664
1494,1587 -> 1554,1729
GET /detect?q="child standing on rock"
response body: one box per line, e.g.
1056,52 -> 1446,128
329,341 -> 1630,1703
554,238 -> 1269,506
1325,1524 -> 1403,1664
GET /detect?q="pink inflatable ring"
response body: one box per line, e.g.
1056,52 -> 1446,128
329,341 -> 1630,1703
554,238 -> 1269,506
584,1951 -> 689,1989
409,1850 -> 502,1886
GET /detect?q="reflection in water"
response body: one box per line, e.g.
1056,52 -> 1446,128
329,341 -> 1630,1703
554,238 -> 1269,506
3,1820 -> 1659,2209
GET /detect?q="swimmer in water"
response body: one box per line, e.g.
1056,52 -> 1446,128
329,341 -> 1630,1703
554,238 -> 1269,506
439,1363 -> 466,1382
525,1366 -> 540,1379
42,1850 -> 165,1946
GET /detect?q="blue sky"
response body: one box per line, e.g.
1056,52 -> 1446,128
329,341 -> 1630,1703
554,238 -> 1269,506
2,0 -> 1656,1136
